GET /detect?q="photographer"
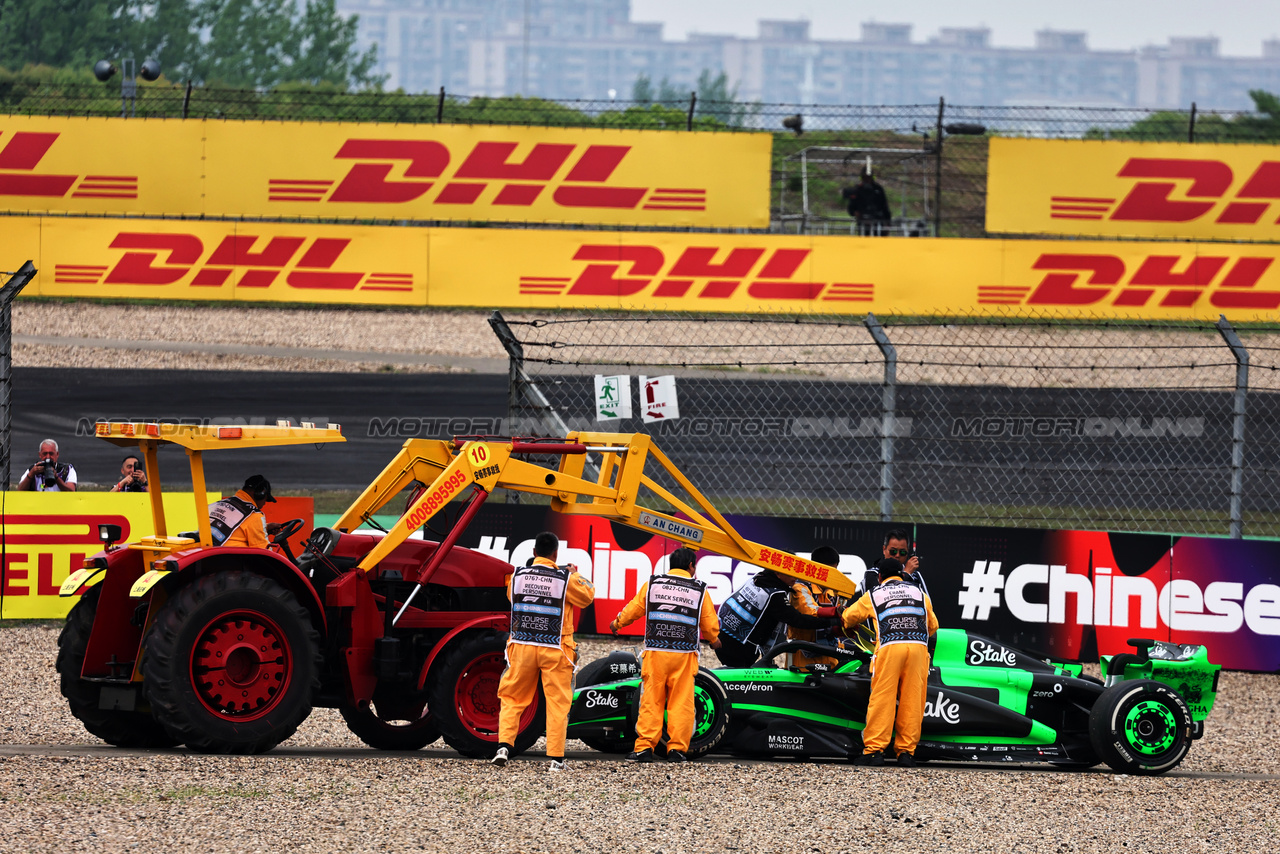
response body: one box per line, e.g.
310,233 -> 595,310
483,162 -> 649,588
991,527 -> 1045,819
869,528 -> 920,593
109,455 -> 149,493
17,439 -> 77,492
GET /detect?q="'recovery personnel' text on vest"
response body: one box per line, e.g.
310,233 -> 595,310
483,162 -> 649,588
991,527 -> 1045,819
509,564 -> 571,648
644,575 -> 708,653
870,578 -> 930,647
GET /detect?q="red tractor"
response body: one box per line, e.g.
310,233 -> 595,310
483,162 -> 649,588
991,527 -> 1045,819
58,423 -> 548,755
59,424 -> 851,755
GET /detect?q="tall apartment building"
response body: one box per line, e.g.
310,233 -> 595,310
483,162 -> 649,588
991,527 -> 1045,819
338,0 -> 1280,110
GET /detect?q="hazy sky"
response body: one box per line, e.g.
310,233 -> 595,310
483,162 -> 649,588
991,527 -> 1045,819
630,0 -> 1279,57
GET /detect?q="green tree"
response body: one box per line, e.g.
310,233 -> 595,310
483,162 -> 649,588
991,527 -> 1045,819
188,0 -> 381,88
0,0 -> 201,73
631,73 -> 653,105
656,77 -> 684,106
0,0 -> 379,89
695,69 -> 756,127
1086,90 -> 1280,142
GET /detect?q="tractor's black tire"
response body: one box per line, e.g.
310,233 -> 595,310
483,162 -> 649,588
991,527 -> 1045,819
340,693 -> 440,751
56,585 -> 178,748
652,667 -> 731,760
428,630 -> 544,758
574,655 -> 638,754
1088,679 -> 1191,775
142,571 -> 321,754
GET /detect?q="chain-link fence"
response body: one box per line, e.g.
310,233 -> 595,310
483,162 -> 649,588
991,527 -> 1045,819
4,82 -> 1275,237
490,310 -> 1280,538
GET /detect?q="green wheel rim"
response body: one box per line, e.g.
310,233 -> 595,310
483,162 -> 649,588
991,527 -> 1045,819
1124,699 -> 1177,756
692,685 -> 714,739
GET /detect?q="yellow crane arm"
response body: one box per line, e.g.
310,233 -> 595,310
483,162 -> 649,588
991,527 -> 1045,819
343,432 -> 855,599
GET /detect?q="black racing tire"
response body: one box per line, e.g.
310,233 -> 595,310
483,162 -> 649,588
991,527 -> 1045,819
142,571 -> 321,754
428,630 -> 544,758
339,693 -> 440,751
56,585 -> 179,748
574,655 -> 638,754
1088,679 -> 1191,776
652,667 -> 731,760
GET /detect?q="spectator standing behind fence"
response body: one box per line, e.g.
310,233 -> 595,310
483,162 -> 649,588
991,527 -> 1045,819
109,454 -> 149,493
17,439 -> 77,492
841,168 -> 892,235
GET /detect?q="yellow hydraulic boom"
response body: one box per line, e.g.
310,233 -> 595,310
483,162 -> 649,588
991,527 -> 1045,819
333,432 -> 856,623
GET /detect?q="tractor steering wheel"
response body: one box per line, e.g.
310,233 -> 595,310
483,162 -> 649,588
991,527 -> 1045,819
271,518 -> 306,545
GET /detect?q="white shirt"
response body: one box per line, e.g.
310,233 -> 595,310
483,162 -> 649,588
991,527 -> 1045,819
23,463 -> 77,491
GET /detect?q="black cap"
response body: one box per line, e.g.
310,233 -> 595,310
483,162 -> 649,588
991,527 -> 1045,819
243,474 -> 276,504
876,557 -> 904,580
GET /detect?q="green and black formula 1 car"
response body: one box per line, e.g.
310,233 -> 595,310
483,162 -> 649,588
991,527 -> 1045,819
566,628 -> 1219,775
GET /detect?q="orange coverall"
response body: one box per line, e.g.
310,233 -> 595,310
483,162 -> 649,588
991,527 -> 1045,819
787,582 -> 840,671
614,568 -> 720,754
219,490 -> 269,549
497,556 -> 595,758
841,576 -> 938,757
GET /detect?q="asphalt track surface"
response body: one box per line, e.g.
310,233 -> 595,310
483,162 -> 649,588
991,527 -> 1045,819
10,367 -> 508,490
2,743 -> 1274,781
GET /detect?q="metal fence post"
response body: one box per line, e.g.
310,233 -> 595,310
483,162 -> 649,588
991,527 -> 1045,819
1,261 -> 37,490
864,313 -> 897,522
488,311 -> 596,501
933,96 -> 945,238
1216,315 -> 1248,538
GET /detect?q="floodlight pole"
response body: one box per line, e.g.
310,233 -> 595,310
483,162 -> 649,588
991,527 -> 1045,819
121,58 -> 137,118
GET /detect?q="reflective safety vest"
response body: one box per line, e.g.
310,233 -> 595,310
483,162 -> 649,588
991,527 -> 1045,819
870,578 -> 929,648
509,564 -> 571,649
208,495 -> 258,546
718,582 -> 786,646
644,575 -> 708,653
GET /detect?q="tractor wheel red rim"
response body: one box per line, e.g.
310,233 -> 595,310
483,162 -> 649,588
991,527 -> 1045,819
454,652 -> 538,740
191,609 -> 291,722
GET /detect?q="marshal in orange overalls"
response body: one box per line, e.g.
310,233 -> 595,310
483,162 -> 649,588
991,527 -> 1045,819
613,567 -> 720,754
841,572 -> 938,758
497,555 -> 595,759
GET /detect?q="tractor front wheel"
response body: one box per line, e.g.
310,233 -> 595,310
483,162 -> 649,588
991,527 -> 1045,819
428,630 -> 544,758
142,571 -> 321,754
56,585 -> 178,748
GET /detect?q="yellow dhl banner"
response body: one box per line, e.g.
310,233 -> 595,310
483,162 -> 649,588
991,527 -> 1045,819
987,137 -> 1280,242
0,492 -> 217,619
0,115 -> 770,228
10,215 -> 1280,319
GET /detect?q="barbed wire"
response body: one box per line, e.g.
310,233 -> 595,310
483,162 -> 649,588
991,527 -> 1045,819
497,309 -> 1276,537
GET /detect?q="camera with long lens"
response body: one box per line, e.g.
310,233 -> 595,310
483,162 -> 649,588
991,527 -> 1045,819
33,460 -> 58,486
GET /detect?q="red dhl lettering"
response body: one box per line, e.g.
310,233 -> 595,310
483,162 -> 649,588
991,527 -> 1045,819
59,232 -> 414,292
977,252 -> 1280,309
1050,157 -> 1280,227
0,130 -> 138,199
274,140 -> 700,212
520,245 -> 874,303
405,470 -> 466,528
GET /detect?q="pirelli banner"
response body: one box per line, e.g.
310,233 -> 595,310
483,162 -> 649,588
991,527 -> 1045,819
0,115 -> 769,228
10,215 -> 1280,319
0,492 -> 312,619
987,137 -> 1280,242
